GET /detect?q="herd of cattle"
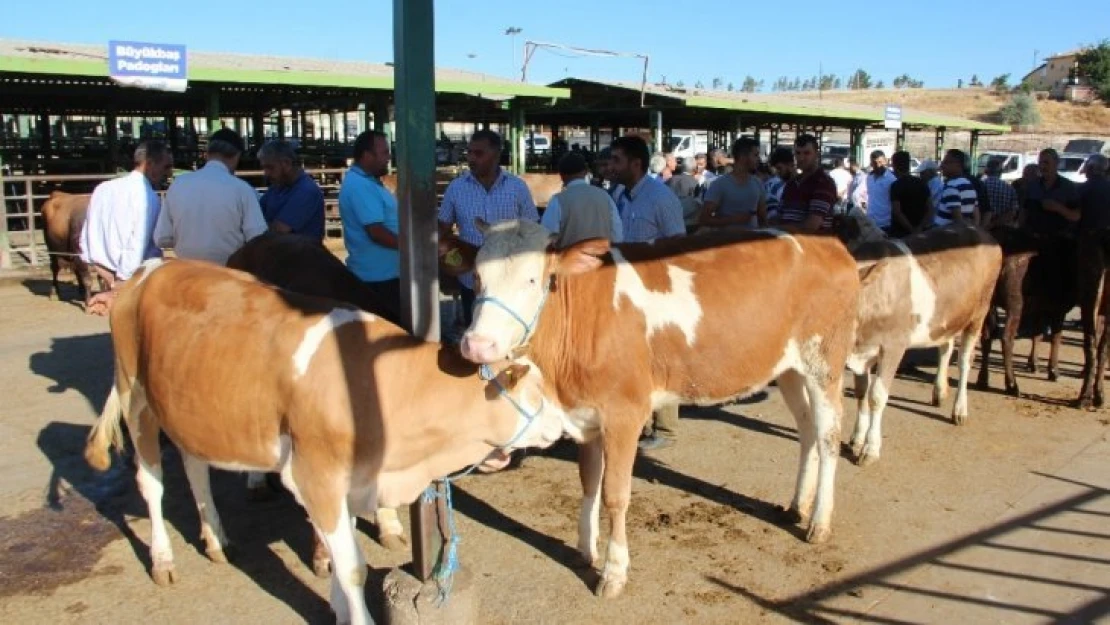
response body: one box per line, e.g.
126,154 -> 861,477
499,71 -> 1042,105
30,184 -> 1109,625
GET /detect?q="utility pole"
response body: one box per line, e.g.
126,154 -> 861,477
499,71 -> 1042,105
505,27 -> 522,77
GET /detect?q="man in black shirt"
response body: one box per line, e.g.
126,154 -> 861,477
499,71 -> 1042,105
888,151 -> 933,237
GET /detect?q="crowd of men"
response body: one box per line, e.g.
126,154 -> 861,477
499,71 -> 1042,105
76,125 -> 1110,452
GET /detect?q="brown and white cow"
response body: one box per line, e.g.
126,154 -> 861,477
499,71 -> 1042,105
40,191 -> 95,301
836,213 -> 1002,465
84,259 -> 569,625
457,220 -> 860,598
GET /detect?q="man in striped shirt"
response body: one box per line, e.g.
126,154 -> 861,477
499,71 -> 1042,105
438,130 -> 539,327
935,149 -> 979,226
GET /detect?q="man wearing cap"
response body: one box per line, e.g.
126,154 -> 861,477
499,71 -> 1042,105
155,128 -> 267,264
541,152 -> 623,249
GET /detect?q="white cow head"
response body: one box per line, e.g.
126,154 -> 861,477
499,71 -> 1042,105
459,219 -> 609,364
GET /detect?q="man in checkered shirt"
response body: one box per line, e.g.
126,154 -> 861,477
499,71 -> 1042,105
438,130 -> 539,328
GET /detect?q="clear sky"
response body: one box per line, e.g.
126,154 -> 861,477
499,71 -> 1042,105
3,0 -> 1108,90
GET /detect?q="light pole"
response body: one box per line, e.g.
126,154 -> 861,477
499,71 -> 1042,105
505,26 -> 522,76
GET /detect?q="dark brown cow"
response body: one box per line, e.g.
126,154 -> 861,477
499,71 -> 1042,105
457,220 -> 860,598
977,227 -> 1076,395
40,191 -> 94,301
84,259 -> 569,625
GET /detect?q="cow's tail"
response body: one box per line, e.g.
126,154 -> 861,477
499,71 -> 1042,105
85,380 -> 125,472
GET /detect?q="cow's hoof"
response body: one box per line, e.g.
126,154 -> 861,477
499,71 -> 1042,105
1005,385 -> 1020,397
952,412 -> 968,426
1048,371 -> 1059,383
930,390 -> 946,407
1076,397 -> 1093,410
857,448 -> 880,467
379,533 -> 409,552
595,575 -> 628,599
848,440 -> 864,459
806,524 -> 832,544
1027,362 -> 1038,374
48,291 -> 60,302
1095,395 -> 1105,409
152,563 -> 178,586
206,544 -> 235,564
313,555 -> 332,578
782,506 -> 808,526
974,378 -> 989,391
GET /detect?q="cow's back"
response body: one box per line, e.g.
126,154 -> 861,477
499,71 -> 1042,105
41,191 -> 90,255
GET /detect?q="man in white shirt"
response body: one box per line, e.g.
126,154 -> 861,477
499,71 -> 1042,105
828,158 -> 854,213
81,140 -> 173,288
864,150 -> 898,232
155,128 -> 267,264
847,158 -> 868,211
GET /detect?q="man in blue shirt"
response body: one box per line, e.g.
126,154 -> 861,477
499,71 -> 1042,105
258,140 -> 325,239
339,130 -> 401,325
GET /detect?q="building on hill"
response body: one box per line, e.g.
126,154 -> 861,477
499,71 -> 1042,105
1022,49 -> 1097,102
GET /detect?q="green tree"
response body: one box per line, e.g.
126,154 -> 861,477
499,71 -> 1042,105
712,77 -> 723,90
695,80 -> 705,89
998,93 -> 1041,126
875,80 -> 885,89
727,82 -> 735,92
848,69 -> 872,90
676,80 -> 685,88
741,76 -> 759,92
1077,39 -> 1110,103
969,74 -> 983,87
990,73 -> 1011,92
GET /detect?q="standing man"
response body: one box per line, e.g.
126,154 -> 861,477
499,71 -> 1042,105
935,149 -> 980,226
81,140 -> 173,295
864,150 -> 898,232
828,157 -> 853,214
888,151 -> 933,237
777,134 -> 839,233
155,128 -> 267,264
915,159 -> 944,214
980,158 -> 1020,228
438,130 -> 539,328
606,135 -> 685,453
847,158 -> 869,212
665,158 -> 699,200
693,152 -> 716,194
338,130 -> 402,326
1022,148 -> 1080,234
541,152 -> 623,248
765,147 -> 796,223
699,137 -> 767,228
258,140 -> 325,239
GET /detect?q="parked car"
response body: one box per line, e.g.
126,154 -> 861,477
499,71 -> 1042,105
1059,153 -> 1091,183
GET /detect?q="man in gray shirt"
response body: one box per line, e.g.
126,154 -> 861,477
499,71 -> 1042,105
699,137 -> 767,228
541,152 -> 623,248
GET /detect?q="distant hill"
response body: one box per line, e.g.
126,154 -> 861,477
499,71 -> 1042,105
786,88 -> 1110,134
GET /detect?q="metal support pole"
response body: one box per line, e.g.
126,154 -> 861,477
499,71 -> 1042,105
650,109 -> 663,154
935,127 -> 946,161
969,130 -> 980,176
895,128 -> 906,152
394,0 -> 445,582
373,98 -> 392,143
106,109 -> 119,172
277,110 -> 285,140
850,127 -> 864,165
769,127 -> 780,151
25,179 -> 37,266
589,123 -> 600,153
206,90 -> 221,138
0,163 -> 10,269
252,111 -> 266,150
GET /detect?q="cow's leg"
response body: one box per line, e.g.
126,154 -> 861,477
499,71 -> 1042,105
859,348 -> 903,467
778,370 -> 817,526
952,326 -> 980,425
181,452 -> 233,563
977,310 -> 995,390
1047,322 -> 1065,382
1027,333 -> 1040,374
595,418 -> 641,599
1002,304 -> 1023,396
848,370 -> 872,460
278,457 -> 332,577
48,253 -> 62,301
1094,315 -> 1110,408
375,507 -> 407,551
932,339 -> 955,407
802,371 -> 843,544
1078,275 -> 1102,407
130,410 -> 177,585
577,437 -> 604,566
288,457 -> 369,625
245,471 -> 278,501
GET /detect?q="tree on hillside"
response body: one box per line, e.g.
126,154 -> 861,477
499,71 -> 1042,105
790,77 -> 802,90
676,80 -> 685,88
875,80 -> 885,89
712,77 -> 723,90
727,82 -> 735,92
773,76 -> 789,91
1078,40 -> 1110,103
695,80 -> 705,89
848,69 -> 872,90
969,74 -> 983,87
990,73 -> 1011,93
999,93 -> 1041,127
819,74 -> 837,90
758,79 -> 766,91
742,75 -> 759,93
833,77 -> 842,89
892,74 -> 924,88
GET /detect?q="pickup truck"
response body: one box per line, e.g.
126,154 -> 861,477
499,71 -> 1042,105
976,151 -> 1039,182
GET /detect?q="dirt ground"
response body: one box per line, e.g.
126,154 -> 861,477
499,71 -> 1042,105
0,275 -> 1108,624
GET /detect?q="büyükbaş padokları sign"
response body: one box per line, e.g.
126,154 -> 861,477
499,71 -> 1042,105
108,41 -> 188,93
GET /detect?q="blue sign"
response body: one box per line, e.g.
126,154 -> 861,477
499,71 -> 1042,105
884,104 -> 903,130
108,41 -> 188,93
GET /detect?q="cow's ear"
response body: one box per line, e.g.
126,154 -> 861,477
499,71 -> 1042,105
474,218 -> 491,234
556,238 -> 609,276
500,363 -> 531,390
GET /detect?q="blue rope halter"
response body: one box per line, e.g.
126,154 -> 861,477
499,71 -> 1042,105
471,277 -> 551,348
